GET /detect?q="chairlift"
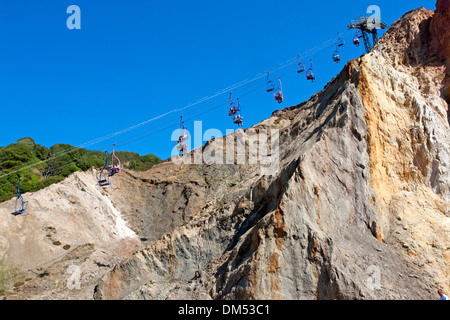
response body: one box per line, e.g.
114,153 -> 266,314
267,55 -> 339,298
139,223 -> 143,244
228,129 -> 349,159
233,114 -> 244,127
109,144 -> 123,176
232,98 -> 243,127
274,78 -> 283,104
306,60 -> 315,82
12,178 -> 28,216
179,116 -> 188,141
336,32 -> 345,47
97,152 -> 111,186
332,47 -> 341,63
228,92 -> 240,116
297,55 -> 305,73
353,30 -> 361,46
266,72 -> 274,92
176,116 -> 189,154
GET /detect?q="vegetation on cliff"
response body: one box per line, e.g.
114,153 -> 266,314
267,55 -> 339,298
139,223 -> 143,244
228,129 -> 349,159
0,137 -> 161,202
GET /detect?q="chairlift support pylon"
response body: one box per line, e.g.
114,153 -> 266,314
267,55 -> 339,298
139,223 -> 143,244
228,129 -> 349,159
348,15 -> 387,53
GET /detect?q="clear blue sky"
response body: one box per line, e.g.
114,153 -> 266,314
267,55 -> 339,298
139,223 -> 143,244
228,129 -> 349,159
0,0 -> 437,160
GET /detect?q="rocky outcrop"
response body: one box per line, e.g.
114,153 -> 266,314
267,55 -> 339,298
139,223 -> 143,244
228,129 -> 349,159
430,0 -> 450,114
1,3 -> 448,300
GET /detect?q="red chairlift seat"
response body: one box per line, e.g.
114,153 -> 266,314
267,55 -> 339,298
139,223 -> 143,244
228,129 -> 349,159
306,60 -> 315,82
274,78 -> 283,103
275,92 -> 284,103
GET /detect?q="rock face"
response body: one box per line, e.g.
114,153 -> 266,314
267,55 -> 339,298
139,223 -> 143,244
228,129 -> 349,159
430,0 -> 450,113
1,4 -> 449,300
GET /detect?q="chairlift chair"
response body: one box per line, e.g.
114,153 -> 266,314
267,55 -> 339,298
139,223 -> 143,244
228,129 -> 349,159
97,151 -> 111,186
231,98 -> 243,126
306,60 -> 315,82
297,55 -> 305,73
179,116 -> 188,141
353,30 -> 361,46
12,178 -> 28,216
336,32 -> 345,47
177,116 -> 189,154
109,144 -> 123,176
332,48 -> 341,63
228,92 -> 239,116
274,78 -> 283,104
176,141 -> 188,153
266,72 -> 274,92
233,114 -> 243,127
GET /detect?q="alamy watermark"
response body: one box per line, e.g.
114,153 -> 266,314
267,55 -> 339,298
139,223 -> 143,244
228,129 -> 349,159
367,5 -> 382,30
171,121 -> 280,176
366,265 -> 382,291
66,264 -> 81,290
67,5 -> 81,30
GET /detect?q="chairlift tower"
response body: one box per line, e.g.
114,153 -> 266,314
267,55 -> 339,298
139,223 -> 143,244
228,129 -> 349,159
348,16 -> 387,53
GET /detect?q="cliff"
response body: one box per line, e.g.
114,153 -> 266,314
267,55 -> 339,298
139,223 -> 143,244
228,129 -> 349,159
0,3 -> 448,300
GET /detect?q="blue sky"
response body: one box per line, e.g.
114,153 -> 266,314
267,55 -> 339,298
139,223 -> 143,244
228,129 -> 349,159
0,0 -> 437,160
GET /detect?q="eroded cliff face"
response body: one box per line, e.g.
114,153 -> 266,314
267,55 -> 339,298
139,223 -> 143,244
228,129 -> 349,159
0,164 -> 238,299
92,5 -> 449,300
0,4 -> 448,300
429,0 -> 450,113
